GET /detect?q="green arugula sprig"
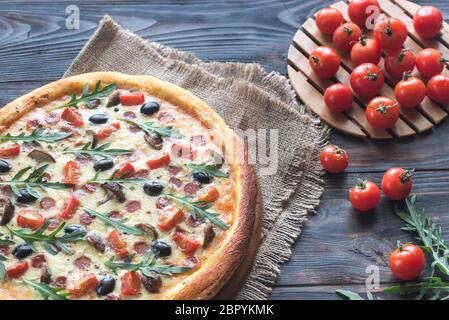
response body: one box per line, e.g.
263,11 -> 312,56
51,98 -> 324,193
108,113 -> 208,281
88,169 -> 148,186
22,279 -> 69,300
184,163 -> 228,178
164,193 -> 228,230
105,250 -> 191,276
63,142 -> 131,160
50,81 -> 117,111
81,207 -> 143,236
118,118 -> 183,138
6,221 -> 86,255
384,277 -> 449,300
336,289 -> 375,300
0,164 -> 73,199
0,128 -> 72,143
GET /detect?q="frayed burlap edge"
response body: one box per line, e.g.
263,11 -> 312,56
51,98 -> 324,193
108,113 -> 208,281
65,16 -> 331,300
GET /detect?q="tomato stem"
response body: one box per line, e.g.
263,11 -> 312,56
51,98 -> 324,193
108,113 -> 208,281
400,169 -> 414,184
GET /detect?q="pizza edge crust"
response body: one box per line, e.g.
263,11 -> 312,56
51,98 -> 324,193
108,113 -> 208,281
0,72 -> 258,300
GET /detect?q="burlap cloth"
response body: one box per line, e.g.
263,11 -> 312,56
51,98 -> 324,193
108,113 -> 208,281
64,16 -> 330,299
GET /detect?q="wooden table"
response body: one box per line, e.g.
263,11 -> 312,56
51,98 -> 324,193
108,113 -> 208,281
1,0 -> 448,300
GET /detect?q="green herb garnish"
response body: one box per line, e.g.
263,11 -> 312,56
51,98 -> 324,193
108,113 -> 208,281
81,207 -> 143,236
22,279 -> 69,300
50,81 -> 117,111
184,163 -> 228,178
336,289 -> 374,300
105,250 -> 191,276
164,193 -> 228,230
88,169 -> 148,186
0,253 -> 7,283
0,128 -> 72,143
6,221 -> 86,255
118,118 -> 183,138
63,142 -> 131,160
0,165 -> 73,199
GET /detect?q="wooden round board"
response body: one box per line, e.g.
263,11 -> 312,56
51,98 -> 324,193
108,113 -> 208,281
213,183 -> 263,299
287,0 -> 449,139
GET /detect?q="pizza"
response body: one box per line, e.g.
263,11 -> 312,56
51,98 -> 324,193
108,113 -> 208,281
0,72 -> 257,300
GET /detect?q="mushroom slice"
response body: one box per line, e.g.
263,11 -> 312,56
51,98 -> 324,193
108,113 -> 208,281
86,129 -> 99,149
144,132 -> 163,150
28,149 -> 55,163
101,182 -> 126,203
203,221 -> 215,248
0,198 -> 14,226
86,232 -> 106,253
107,91 -> 121,108
135,223 -> 158,240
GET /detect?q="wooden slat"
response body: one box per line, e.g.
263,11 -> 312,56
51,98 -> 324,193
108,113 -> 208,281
287,64 -> 366,138
293,28 -> 415,137
288,44 -> 391,138
330,1 -> 446,125
393,0 -> 449,48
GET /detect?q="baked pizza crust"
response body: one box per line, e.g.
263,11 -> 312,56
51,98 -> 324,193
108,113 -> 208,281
0,72 -> 258,300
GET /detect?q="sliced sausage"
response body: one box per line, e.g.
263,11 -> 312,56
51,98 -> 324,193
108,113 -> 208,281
39,197 -> 56,210
125,200 -> 141,213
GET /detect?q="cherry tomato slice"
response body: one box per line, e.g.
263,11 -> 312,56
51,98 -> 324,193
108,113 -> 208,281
107,229 -> 129,256
0,143 -> 20,158
172,231 -> 201,254
146,152 -> 171,170
157,204 -> 185,231
195,186 -> 220,203
389,243 -> 425,281
67,273 -> 99,297
114,162 -> 136,179
59,197 -> 81,220
6,261 -> 29,279
97,122 -> 121,140
120,92 -> 145,106
61,108 -> 84,127
381,167 -> 413,201
17,209 -> 46,230
121,271 -> 141,296
62,160 -> 80,185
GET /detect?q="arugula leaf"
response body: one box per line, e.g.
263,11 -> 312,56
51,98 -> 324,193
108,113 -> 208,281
50,81 -> 117,111
81,207 -> 144,236
88,170 -> 148,186
164,193 -> 228,230
6,221 -> 86,255
184,163 -> 228,178
384,277 -> 449,300
63,142 -> 131,160
0,128 -> 72,143
118,118 -> 183,138
336,289 -> 367,300
22,279 -> 69,300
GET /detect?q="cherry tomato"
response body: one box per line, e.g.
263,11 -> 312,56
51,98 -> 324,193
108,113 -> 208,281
389,243 -> 425,281
332,22 -> 362,52
350,37 -> 381,66
121,271 -> 141,296
413,6 -> 443,39
316,7 -> 344,35
324,83 -> 353,112
61,107 -> 84,127
381,167 -> 413,200
67,273 -> 99,297
62,160 -> 80,185
17,209 -> 46,230
195,186 -> 220,203
59,197 -> 81,220
394,73 -> 426,109
384,49 -> 416,81
172,231 -> 201,254
308,46 -> 340,79
120,92 -> 145,106
365,96 -> 400,129
97,122 -> 121,140
114,162 -> 135,179
157,204 -> 185,231
146,152 -> 171,169
0,143 -> 20,158
416,48 -> 445,78
319,145 -> 349,173
349,179 -> 381,212
350,63 -> 384,98
427,74 -> 449,104
348,0 -> 380,29
107,229 -> 129,256
374,17 -> 407,52
6,261 -> 29,279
